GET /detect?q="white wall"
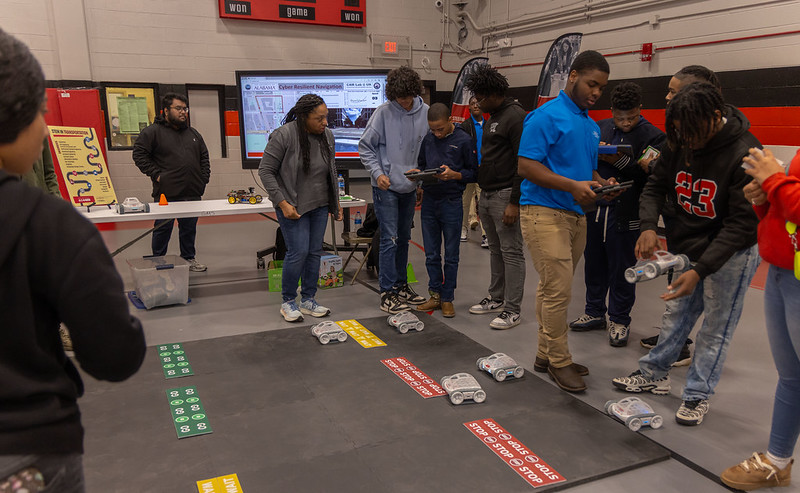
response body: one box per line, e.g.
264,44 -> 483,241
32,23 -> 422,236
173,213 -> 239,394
452,0 -> 800,88
1,0 -> 799,201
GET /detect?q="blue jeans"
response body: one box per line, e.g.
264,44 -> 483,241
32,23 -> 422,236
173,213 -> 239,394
151,196 -> 201,260
420,194 -> 463,302
372,187 -> 416,293
275,206 -> 329,303
0,454 -> 84,493
639,244 -> 759,401
765,265 -> 800,458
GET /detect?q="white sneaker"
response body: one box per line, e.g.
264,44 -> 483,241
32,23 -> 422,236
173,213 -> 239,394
188,258 -> 207,272
299,299 -> 330,318
480,235 -> 488,248
612,370 -> 671,395
460,227 -> 468,242
675,399 -> 710,426
490,311 -> 520,330
469,297 -> 504,314
280,300 -> 304,322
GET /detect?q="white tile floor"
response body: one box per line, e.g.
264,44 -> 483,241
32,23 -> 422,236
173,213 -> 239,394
97,179 -> 796,492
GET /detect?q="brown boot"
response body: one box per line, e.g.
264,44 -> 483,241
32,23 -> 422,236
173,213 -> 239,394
547,364 -> 587,392
416,292 -> 441,311
441,301 -> 455,318
534,356 -> 589,376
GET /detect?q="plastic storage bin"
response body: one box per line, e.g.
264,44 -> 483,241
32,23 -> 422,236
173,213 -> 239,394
127,255 -> 190,309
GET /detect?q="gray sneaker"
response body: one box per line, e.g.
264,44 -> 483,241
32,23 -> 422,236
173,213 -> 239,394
280,300 -> 304,322
469,297 -> 504,315
612,370 -> 671,395
188,258 -> 207,272
675,399 -> 710,426
299,299 -> 330,318
608,321 -> 630,347
489,311 -> 520,330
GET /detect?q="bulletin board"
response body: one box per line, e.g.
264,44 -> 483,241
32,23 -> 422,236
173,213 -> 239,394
102,84 -> 158,149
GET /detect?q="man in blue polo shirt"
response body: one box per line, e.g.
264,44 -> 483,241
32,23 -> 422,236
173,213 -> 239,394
517,50 -> 617,393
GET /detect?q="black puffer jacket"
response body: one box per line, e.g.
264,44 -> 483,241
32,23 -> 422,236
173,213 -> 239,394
133,116 -> 210,200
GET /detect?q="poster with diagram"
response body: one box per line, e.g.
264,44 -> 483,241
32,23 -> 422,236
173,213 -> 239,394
49,126 -> 118,208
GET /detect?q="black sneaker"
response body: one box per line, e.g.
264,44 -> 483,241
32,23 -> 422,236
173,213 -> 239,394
381,292 -> 410,314
396,284 -> 425,305
641,334 -> 693,367
673,339 -> 693,367
640,334 -> 659,349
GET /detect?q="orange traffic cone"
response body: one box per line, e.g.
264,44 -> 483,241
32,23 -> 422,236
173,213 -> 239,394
158,194 -> 168,206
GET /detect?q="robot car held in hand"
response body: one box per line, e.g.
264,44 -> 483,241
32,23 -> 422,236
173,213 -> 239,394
625,250 -> 691,284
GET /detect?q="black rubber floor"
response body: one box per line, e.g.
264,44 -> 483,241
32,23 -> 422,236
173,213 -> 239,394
78,314 -> 669,492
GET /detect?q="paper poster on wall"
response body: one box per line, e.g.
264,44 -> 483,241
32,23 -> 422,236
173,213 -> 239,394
48,126 -> 118,208
103,85 -> 157,149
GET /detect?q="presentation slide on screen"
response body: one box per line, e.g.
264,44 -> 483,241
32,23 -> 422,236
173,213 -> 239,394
240,74 -> 387,159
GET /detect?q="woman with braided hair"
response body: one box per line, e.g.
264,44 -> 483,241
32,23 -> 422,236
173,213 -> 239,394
259,94 -> 342,322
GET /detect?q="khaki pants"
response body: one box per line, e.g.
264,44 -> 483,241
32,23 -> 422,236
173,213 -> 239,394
461,183 -> 485,234
520,205 -> 586,368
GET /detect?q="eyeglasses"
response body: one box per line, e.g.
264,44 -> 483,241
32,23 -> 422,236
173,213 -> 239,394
170,106 -> 189,113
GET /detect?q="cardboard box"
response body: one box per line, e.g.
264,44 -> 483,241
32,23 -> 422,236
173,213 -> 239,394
318,255 -> 343,289
127,255 -> 189,309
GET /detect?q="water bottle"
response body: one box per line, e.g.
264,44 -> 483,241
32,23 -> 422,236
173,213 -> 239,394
337,174 -> 345,196
354,211 -> 363,231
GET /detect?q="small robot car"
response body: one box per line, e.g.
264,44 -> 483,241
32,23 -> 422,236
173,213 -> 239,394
476,352 -> 525,382
116,197 -> 150,214
625,250 -> 691,283
386,312 -> 424,334
227,187 -> 264,205
605,396 -> 663,431
310,321 -> 348,345
440,373 -> 486,405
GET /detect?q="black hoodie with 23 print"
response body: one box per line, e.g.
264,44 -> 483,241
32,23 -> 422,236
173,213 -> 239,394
639,105 -> 759,279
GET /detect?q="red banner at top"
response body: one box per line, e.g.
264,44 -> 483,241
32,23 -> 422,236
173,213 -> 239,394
219,0 -> 366,28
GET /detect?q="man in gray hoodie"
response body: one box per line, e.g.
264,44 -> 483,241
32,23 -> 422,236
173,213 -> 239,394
359,66 -> 430,314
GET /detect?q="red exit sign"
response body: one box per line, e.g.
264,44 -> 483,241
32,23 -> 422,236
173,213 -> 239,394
219,0 -> 366,28
383,41 -> 397,54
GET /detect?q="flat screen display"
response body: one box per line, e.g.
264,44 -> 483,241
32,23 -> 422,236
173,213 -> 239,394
236,70 -> 389,169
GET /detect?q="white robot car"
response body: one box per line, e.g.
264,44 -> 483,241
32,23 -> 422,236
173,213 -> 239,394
440,373 -> 486,405
310,321 -> 348,345
387,312 -> 424,334
476,353 -> 525,382
605,396 -> 663,431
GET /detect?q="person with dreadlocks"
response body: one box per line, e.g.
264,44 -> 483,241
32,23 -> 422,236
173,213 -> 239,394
569,82 -> 665,348
638,64 -> 723,357
359,66 -> 429,314
463,63 -> 527,330
612,82 -> 760,426
0,28 -> 146,491
259,94 -> 342,322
